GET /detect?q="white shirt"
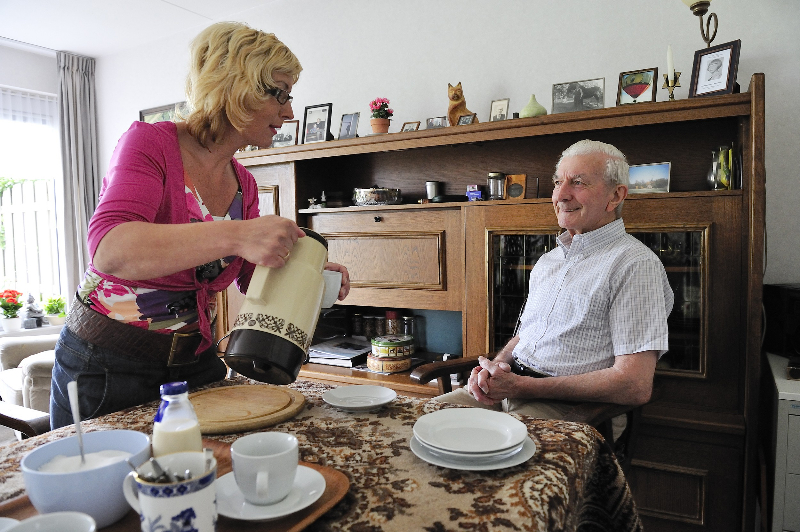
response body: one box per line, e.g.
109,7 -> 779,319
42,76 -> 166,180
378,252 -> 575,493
513,218 -> 674,376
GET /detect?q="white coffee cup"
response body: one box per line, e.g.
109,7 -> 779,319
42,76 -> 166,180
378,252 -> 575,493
230,432 -> 299,505
5,512 -> 96,532
123,452 -> 217,532
321,270 -> 342,308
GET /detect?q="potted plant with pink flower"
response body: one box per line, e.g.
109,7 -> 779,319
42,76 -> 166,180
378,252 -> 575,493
369,97 -> 393,134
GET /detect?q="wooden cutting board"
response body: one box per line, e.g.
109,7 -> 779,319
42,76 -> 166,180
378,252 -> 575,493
189,385 -> 306,435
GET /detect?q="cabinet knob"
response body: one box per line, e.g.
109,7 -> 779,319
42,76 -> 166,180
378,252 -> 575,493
374,216 -> 382,222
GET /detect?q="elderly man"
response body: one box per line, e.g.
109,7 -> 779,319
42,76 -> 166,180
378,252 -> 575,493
437,140 -> 674,422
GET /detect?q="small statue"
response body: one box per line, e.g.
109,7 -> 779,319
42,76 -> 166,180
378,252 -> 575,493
20,293 -> 44,327
308,197 -> 321,210
447,82 -> 479,127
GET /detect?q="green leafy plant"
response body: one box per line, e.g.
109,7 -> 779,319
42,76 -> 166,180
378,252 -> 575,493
44,295 -> 66,316
0,289 -> 23,318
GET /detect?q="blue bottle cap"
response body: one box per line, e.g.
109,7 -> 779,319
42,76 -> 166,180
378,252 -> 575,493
160,381 -> 188,396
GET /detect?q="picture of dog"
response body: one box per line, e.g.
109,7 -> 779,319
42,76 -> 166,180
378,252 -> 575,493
552,78 -> 605,114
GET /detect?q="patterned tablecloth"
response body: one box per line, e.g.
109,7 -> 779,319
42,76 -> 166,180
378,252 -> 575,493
0,377 -> 642,531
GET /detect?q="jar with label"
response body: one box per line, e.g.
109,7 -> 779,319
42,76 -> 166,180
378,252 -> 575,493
374,316 -> 386,337
385,310 -> 400,334
363,316 -> 377,340
152,381 -> 202,457
351,312 -> 364,336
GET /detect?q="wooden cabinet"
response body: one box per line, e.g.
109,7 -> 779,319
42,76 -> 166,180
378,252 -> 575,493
234,74 -> 765,532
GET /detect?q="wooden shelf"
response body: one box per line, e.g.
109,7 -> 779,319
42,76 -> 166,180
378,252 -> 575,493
299,363 -> 440,398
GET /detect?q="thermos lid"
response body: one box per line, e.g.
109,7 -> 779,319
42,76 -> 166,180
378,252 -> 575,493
160,381 -> 188,395
488,172 -> 506,178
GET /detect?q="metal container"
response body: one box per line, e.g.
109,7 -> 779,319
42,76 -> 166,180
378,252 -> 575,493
368,334 -> 415,373
425,181 -> 441,199
488,172 -> 506,200
353,187 -> 402,206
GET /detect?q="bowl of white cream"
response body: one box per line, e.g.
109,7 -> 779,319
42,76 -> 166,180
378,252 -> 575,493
20,430 -> 150,528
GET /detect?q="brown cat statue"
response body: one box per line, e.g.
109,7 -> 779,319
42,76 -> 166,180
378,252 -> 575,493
447,82 -> 478,126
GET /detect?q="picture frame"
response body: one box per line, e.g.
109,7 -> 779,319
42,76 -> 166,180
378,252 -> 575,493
338,112 -> 359,140
270,120 -> 299,148
552,78 -> 605,114
302,103 -> 333,144
139,101 -> 185,123
456,113 -> 477,125
257,185 -> 280,216
617,68 -> 658,105
689,39 -> 741,98
504,174 -> 527,201
425,117 -> 447,129
489,98 -> 510,122
628,162 -> 671,194
401,121 -> 420,132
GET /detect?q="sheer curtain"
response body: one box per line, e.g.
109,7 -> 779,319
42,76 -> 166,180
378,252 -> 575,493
58,51 -> 100,298
0,86 -> 58,125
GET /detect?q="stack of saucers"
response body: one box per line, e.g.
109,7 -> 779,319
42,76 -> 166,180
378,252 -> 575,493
410,408 -> 536,471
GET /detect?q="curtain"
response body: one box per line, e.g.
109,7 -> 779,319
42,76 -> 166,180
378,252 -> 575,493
0,86 -> 58,125
57,52 -> 100,298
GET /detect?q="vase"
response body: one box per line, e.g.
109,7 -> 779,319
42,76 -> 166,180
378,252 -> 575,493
519,94 -> 548,118
1,317 -> 21,333
370,118 -> 391,134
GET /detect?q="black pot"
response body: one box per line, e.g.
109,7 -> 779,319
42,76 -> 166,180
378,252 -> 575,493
223,328 -> 305,385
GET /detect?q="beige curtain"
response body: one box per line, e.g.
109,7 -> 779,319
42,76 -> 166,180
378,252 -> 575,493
57,52 -> 100,297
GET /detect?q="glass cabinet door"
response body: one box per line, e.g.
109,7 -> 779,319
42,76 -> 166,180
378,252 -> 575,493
489,229 -> 706,377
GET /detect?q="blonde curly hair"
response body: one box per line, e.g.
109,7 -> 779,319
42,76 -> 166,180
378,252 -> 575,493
182,21 -> 302,147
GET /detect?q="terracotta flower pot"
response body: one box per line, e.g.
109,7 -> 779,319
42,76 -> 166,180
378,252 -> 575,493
370,118 -> 391,134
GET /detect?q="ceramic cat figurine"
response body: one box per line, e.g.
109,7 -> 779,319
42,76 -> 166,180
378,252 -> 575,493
447,82 -> 478,126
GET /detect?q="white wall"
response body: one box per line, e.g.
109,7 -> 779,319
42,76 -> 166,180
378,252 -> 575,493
0,44 -> 57,94
13,0 -> 800,284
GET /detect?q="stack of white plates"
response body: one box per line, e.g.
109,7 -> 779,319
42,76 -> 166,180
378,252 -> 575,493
410,408 -> 536,471
322,385 -> 397,412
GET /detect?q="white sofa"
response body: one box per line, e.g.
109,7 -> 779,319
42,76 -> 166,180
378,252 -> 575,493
0,334 -> 60,412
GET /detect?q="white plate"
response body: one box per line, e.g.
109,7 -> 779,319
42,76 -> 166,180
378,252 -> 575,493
415,437 -> 524,461
413,408 -> 528,453
411,435 -> 536,471
322,385 -> 397,412
0,518 -> 19,532
217,465 -> 326,522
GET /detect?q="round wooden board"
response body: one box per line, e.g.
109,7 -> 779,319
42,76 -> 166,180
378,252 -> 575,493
189,385 -> 306,435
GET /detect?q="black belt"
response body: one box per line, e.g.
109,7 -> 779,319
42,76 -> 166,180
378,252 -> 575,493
65,297 -> 201,367
510,357 -> 550,378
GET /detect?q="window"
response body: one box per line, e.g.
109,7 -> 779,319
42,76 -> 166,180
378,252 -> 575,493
0,86 -> 63,299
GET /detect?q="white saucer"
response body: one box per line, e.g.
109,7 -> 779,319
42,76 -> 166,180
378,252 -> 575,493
410,435 -> 536,471
322,385 -> 397,412
0,518 -> 19,532
216,465 -> 326,522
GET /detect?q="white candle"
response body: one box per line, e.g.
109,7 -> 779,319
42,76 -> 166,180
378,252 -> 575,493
667,45 -> 675,81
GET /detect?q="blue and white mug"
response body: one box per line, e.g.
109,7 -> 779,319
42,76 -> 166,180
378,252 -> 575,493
123,451 -> 217,532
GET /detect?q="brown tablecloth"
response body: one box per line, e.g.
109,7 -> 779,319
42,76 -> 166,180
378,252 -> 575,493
0,377 -> 642,531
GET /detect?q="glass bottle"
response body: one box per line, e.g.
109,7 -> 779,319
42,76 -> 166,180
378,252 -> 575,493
151,381 -> 202,457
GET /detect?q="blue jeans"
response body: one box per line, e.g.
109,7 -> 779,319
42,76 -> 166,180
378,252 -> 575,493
50,325 -> 227,430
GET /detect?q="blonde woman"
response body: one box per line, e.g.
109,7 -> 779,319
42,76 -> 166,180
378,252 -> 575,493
50,22 -> 349,428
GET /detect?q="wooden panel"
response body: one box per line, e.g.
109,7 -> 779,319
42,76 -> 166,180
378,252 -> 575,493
630,460 -> 707,525
326,232 -> 444,289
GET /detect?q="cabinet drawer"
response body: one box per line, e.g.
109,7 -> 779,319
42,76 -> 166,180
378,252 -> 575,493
307,208 -> 464,311
785,473 -> 800,531
788,414 -> 800,474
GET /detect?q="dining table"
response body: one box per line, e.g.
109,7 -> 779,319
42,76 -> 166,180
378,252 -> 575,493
0,375 -> 643,531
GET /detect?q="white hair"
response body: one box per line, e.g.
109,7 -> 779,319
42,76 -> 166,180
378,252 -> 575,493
557,139 -> 629,216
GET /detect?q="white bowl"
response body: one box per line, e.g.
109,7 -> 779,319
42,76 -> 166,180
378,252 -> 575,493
21,430 -> 150,528
4,512 -> 95,532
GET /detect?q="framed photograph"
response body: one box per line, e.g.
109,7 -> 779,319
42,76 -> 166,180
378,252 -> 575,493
258,185 -> 279,216
302,103 -> 333,144
139,102 -> 185,123
401,121 -> 420,132
504,174 -> 527,201
489,98 -> 510,121
628,162 -> 671,194
689,40 -> 741,98
338,112 -> 359,140
270,120 -> 299,148
425,117 -> 446,129
552,78 -> 605,114
456,113 -> 477,125
617,68 -> 658,105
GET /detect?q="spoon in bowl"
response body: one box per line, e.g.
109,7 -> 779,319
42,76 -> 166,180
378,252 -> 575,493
67,380 -> 86,466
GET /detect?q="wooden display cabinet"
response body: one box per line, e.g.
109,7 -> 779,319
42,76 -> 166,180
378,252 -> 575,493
229,74 -> 765,531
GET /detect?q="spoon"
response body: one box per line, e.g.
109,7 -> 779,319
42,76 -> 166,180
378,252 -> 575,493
67,381 -> 85,466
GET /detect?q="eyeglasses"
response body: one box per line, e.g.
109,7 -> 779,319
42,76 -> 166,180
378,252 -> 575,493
264,87 -> 293,105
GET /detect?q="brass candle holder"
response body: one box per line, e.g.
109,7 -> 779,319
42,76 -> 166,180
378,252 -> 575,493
662,72 -> 682,101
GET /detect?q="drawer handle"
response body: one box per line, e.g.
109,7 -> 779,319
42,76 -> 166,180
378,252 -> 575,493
374,216 -> 382,222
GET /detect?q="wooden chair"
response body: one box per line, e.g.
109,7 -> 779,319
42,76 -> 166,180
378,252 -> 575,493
410,354 -> 661,472
0,401 -> 50,438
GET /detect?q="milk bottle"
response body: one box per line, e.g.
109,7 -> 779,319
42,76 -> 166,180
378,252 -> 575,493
151,381 -> 202,457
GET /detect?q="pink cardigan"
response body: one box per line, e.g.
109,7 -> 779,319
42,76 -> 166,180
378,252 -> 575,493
86,121 -> 258,354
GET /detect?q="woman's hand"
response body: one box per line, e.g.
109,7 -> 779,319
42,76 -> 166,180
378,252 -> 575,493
324,262 -> 350,300
237,215 -> 306,268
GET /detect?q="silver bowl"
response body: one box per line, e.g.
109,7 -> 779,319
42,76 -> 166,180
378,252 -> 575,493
353,187 -> 402,206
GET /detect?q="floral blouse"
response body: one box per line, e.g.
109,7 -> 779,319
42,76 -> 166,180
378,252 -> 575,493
78,171 -> 242,333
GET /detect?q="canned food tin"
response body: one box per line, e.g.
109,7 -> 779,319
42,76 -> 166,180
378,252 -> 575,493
367,354 -> 412,373
370,335 -> 415,358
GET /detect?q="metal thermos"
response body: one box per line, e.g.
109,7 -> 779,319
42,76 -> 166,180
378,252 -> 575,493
488,172 -> 506,200
425,181 -> 441,199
